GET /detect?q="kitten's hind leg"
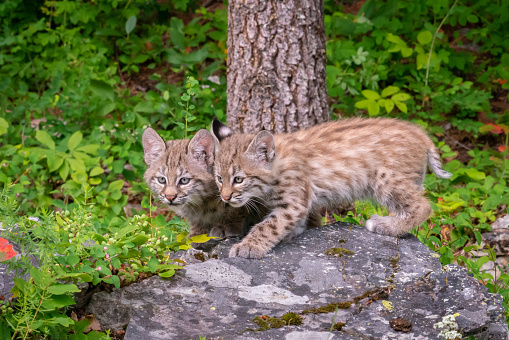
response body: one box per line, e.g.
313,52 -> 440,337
366,184 -> 432,237
306,209 -> 323,229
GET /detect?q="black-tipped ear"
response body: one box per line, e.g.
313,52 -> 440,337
142,128 -> 166,166
245,130 -> 275,165
188,129 -> 215,169
211,117 -> 233,142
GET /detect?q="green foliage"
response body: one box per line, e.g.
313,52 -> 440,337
0,185 -> 211,338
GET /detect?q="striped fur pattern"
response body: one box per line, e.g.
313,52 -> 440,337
142,128 -> 264,239
212,118 -> 452,259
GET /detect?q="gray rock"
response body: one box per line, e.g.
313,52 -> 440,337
85,222 -> 508,339
492,215 -> 509,230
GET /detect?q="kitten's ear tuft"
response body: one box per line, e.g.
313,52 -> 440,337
142,128 -> 166,166
189,129 -> 215,168
211,117 -> 233,142
245,130 -> 275,165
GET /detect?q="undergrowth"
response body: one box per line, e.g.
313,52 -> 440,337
0,0 -> 509,336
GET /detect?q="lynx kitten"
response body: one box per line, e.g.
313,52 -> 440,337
212,118 -> 452,259
142,128 -> 263,239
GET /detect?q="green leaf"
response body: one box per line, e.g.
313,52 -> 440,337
416,53 -> 428,70
158,269 -> 175,278
392,93 -> 411,102
110,275 -> 120,288
367,101 -> 380,116
66,254 -> 80,266
355,100 -> 370,109
361,90 -> 380,100
190,234 -> 214,243
90,167 -> 104,176
131,235 -> 149,245
384,99 -> 395,113
417,31 -> 433,45
125,16 -> 137,35
36,130 -> 55,150
42,294 -> 76,309
67,158 -> 86,173
31,267 -> 48,288
401,47 -> 413,58
108,179 -> 124,192
47,283 -> 81,295
381,86 -> 399,98
465,168 -> 485,180
57,272 -> 92,282
90,79 -> 115,102
49,317 -> 74,327
394,101 -> 408,113
47,153 -> 64,172
68,131 -> 83,151
147,257 -> 159,273
76,144 -> 100,155
59,160 -> 69,180
0,118 -> 8,135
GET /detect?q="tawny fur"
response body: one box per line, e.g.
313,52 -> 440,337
212,118 -> 452,259
142,128 -> 264,239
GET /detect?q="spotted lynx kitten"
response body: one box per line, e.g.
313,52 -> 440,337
212,118 -> 452,259
142,128 -> 263,239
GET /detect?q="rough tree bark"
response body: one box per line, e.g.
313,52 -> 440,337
227,0 -> 329,134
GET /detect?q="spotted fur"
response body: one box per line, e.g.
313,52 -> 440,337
212,118 -> 452,259
142,128 -> 265,239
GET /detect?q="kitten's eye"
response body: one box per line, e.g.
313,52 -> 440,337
157,177 -> 166,184
179,177 -> 190,185
234,177 -> 244,184
217,176 -> 222,183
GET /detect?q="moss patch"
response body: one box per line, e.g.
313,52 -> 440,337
302,301 -> 352,314
249,312 -> 303,332
325,247 -> 354,257
332,322 -> 345,331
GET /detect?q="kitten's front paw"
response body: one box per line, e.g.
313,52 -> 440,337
365,215 -> 398,237
229,241 -> 268,259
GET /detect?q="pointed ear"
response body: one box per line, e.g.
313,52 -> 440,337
188,129 -> 215,168
142,128 -> 166,166
245,130 -> 275,165
211,117 -> 233,142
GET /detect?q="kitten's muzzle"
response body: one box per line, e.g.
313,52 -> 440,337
221,192 -> 233,202
165,194 -> 177,202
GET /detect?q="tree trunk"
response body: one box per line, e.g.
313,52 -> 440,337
227,0 -> 329,134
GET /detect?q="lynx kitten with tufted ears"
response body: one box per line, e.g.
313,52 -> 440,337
142,128 -> 264,240
212,118 -> 452,259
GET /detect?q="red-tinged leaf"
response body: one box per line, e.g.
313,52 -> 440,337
0,238 -> 17,261
481,123 -> 504,134
499,145 -> 508,152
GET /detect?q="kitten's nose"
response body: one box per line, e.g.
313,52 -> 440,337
221,192 -> 232,201
165,194 -> 176,202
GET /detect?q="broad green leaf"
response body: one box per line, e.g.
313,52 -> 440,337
355,100 -> 369,109
158,269 -> 175,278
125,16 -> 137,35
384,99 -> 395,113
49,317 -> 74,327
98,102 -> 116,116
0,118 -> 8,135
47,283 -> 81,295
392,93 -> 411,102
147,257 -> 159,273
108,179 -> 124,192
401,47 -> 413,58
381,86 -> 399,98
57,272 -> 92,282
36,130 -> 55,150
190,234 -> 214,243
42,294 -> 75,309
90,167 -> 104,176
361,90 -> 380,100
90,79 -> 115,102
59,160 -> 70,180
417,31 -> 433,45
30,267 -> 47,288
76,144 -> 100,155
67,158 -> 86,173
47,153 -> 64,172
416,53 -> 428,70
66,254 -> 80,266
68,131 -> 83,151
394,101 -> 408,113
465,168 -> 485,180
131,235 -> 149,245
367,101 -> 380,116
